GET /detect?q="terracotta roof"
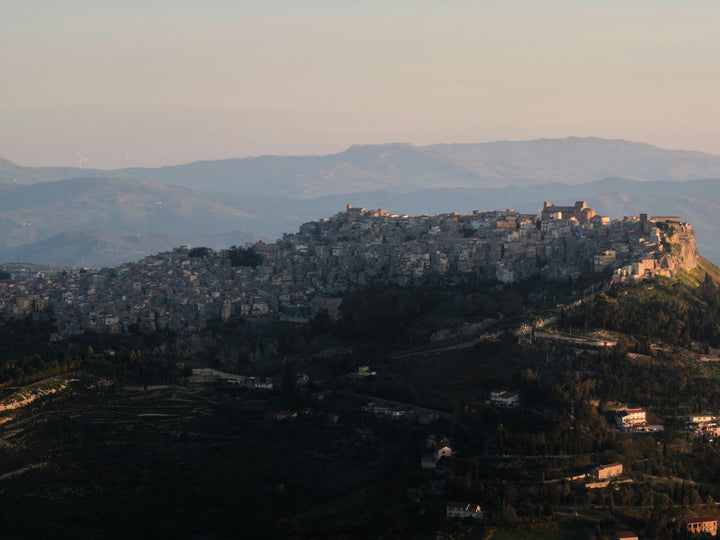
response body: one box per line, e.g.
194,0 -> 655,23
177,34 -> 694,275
683,516 -> 717,524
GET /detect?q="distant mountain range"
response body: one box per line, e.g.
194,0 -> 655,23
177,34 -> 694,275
2,137 -> 720,267
6,137 -> 720,196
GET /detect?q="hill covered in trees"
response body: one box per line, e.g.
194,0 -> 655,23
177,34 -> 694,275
1,257 -> 720,537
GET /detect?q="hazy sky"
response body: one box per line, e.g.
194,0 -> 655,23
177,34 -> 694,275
2,0 -> 720,168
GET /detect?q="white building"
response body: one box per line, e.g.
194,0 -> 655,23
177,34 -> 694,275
435,445 -> 453,461
592,462 -> 623,480
687,414 -> 714,424
615,408 -> 646,430
446,503 -> 483,520
491,390 -> 520,408
495,262 -> 514,284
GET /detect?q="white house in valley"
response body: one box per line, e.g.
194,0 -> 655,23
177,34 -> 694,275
446,503 -> 483,520
491,390 -> 520,408
615,408 -> 646,430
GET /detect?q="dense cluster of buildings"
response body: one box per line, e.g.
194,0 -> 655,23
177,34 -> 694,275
0,201 -> 697,337
686,414 -> 720,440
281,202 -> 694,287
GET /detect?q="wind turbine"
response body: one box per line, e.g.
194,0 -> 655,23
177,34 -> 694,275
77,151 -> 88,169
124,152 -> 129,168
208,147 -> 215,168
161,153 -> 168,167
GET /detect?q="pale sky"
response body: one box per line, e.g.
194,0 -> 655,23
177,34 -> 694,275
2,0 -> 720,168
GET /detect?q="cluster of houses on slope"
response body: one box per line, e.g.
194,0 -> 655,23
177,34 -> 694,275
686,414 -> 720,440
364,400 -> 484,522
614,408 -> 720,438
0,202 -> 697,337
421,436 -> 485,521
613,521 -> 718,539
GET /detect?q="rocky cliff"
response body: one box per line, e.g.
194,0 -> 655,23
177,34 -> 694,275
655,220 -> 698,275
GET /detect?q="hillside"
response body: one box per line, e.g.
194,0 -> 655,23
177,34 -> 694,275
0,230 -> 263,269
427,137 -> 720,185
2,261 -> 720,537
0,198 -> 718,537
0,178 -> 271,267
566,256 -> 720,348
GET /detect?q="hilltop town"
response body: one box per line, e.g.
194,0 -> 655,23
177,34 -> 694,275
0,202 -> 719,540
0,201 -> 698,337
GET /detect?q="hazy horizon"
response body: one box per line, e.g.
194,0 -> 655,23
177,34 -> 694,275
3,1 -> 720,169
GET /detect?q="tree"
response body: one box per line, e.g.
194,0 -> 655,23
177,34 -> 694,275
227,246 -> 263,267
188,246 -> 211,258
310,309 -> 331,335
281,363 -> 297,395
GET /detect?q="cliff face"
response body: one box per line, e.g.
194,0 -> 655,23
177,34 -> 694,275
655,222 -> 698,275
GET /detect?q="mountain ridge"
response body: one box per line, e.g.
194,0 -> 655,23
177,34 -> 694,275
5,137 -> 720,197
4,137 -> 720,267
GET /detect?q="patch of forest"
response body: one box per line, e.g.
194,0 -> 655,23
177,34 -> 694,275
567,269 -> 720,347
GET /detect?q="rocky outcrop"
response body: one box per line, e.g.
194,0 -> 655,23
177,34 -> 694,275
0,382 -> 68,413
655,221 -> 698,275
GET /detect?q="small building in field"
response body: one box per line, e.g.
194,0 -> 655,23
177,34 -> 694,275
592,462 -> 623,480
275,410 -> 297,421
687,414 -> 715,424
490,390 -> 519,408
446,503 -> 483,520
615,408 -> 646,430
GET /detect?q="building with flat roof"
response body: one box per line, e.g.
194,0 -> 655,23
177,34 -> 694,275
446,503 -> 483,520
592,463 -> 623,480
682,516 -> 718,536
541,200 -> 596,223
616,408 -> 647,430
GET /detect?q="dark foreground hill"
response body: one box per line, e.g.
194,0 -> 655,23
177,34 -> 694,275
2,260 -> 720,537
